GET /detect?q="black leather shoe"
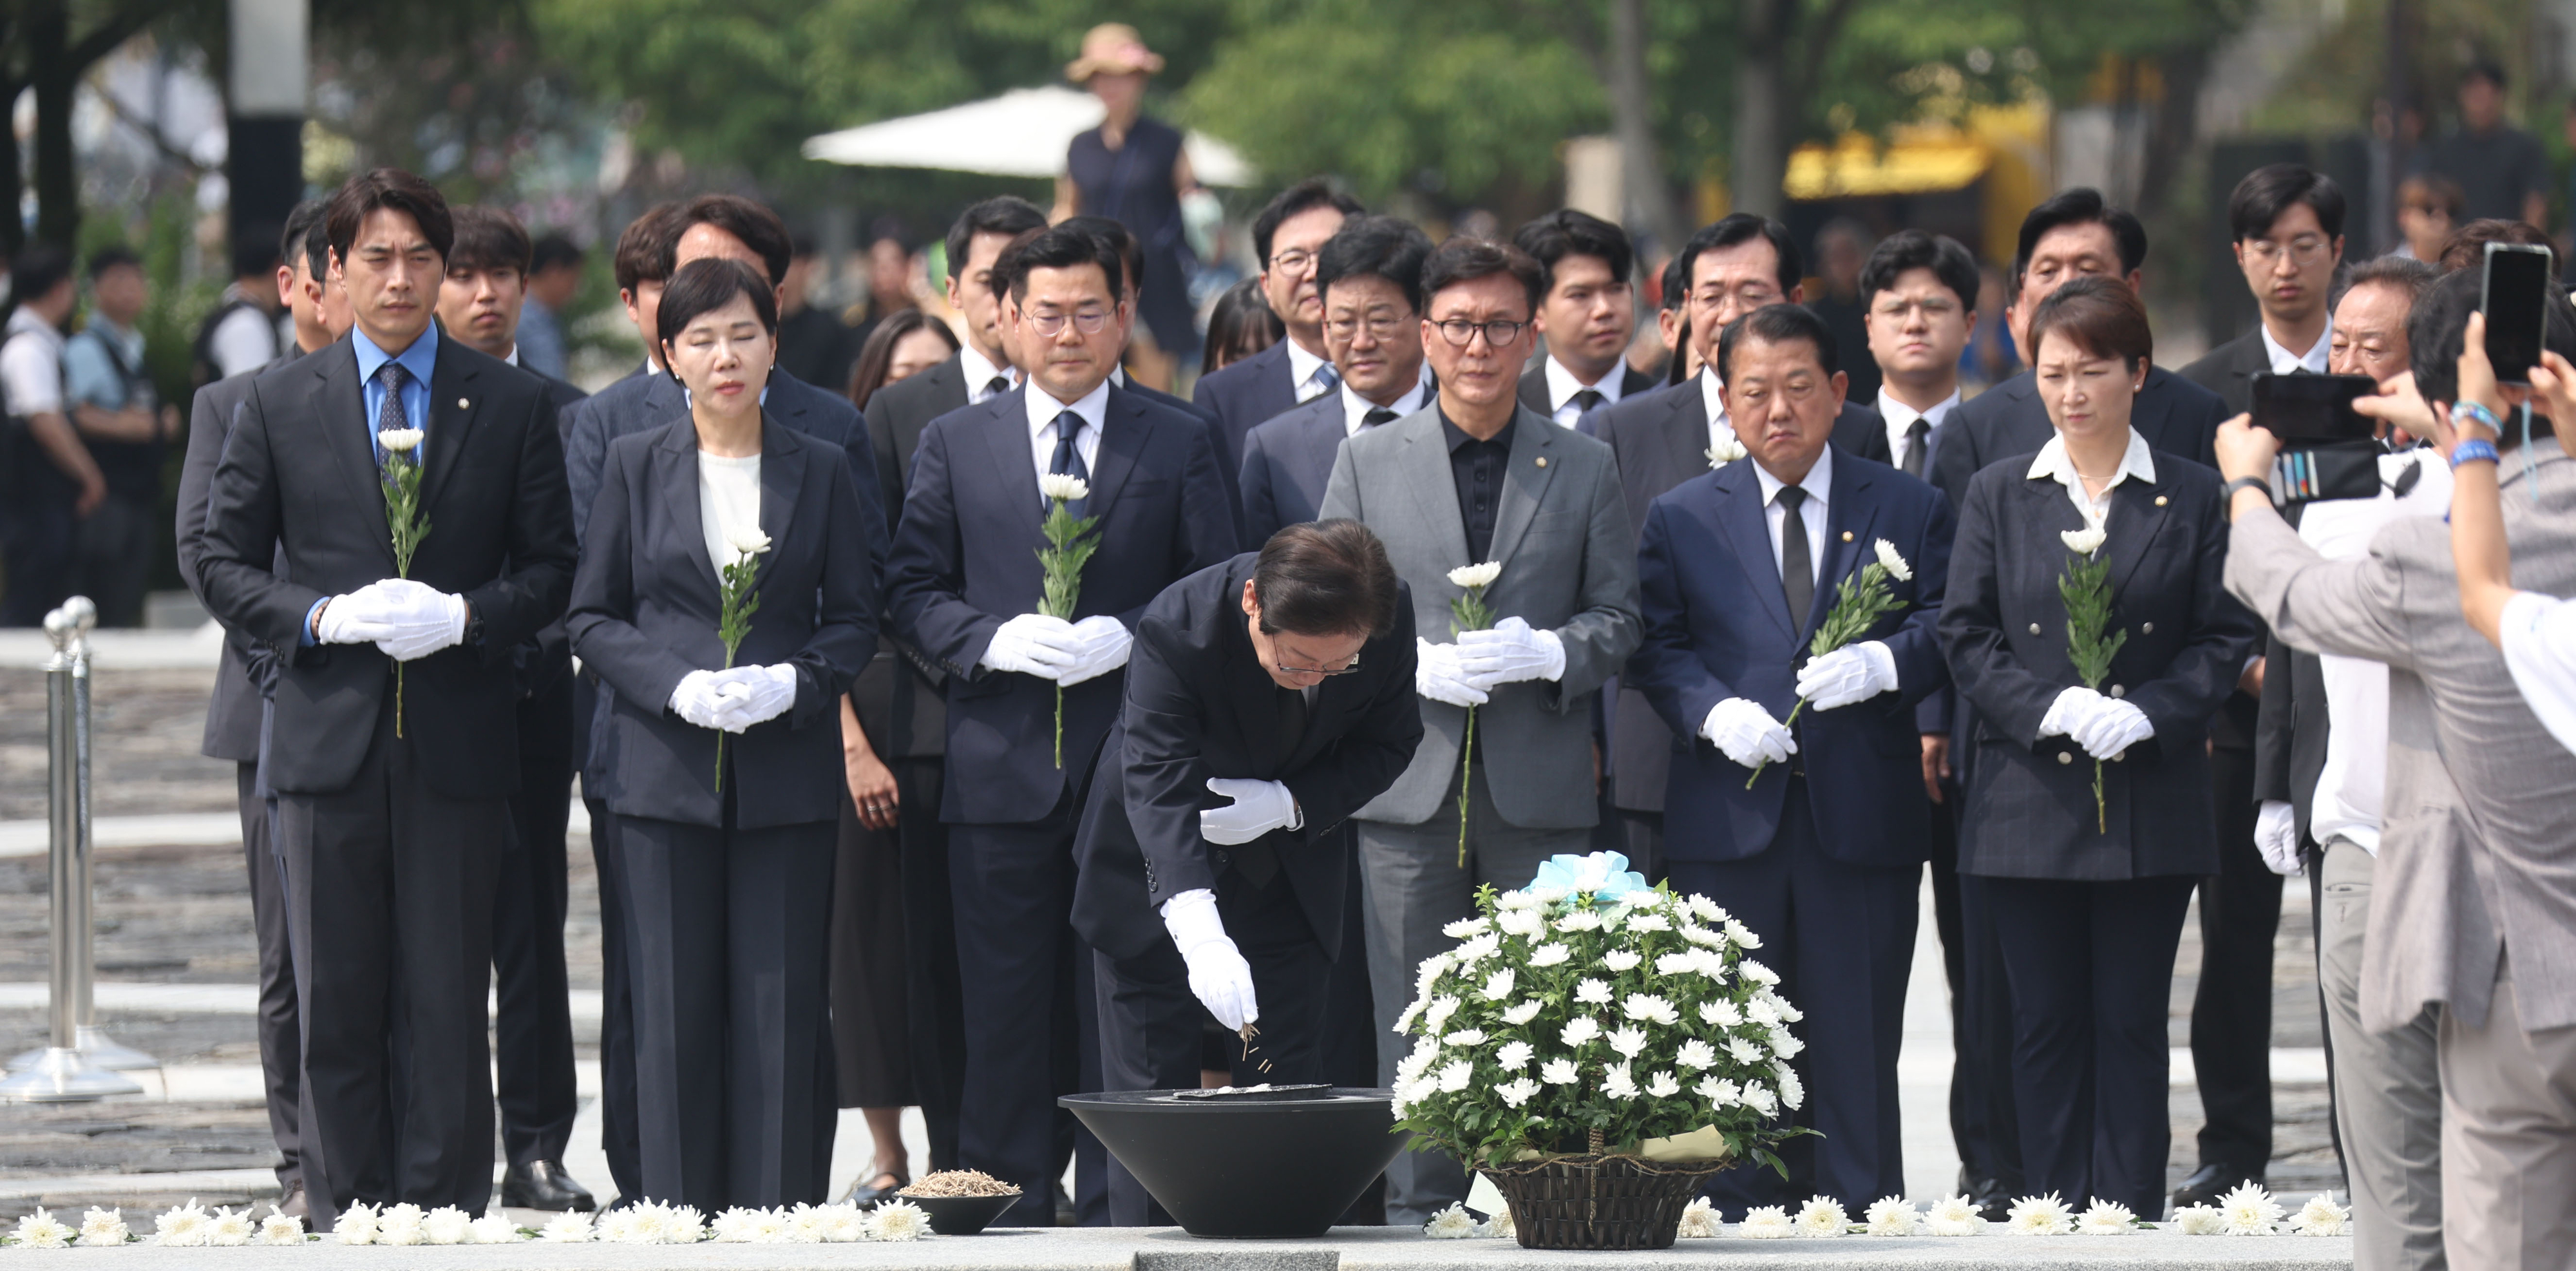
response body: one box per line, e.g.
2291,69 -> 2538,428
276,1181 -> 308,1221
1054,1181 -> 1076,1227
500,1160 -> 598,1212
837,1171 -> 909,1210
2170,1161 -> 2263,1210
1967,1176 -> 2015,1223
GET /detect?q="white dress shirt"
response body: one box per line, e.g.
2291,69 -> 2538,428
1878,387 -> 1961,473
1544,355 -> 1631,429
1,307 -> 67,417
1699,367 -> 1732,454
2260,318 -> 2333,375
961,342 -> 1016,403
1285,339 -> 1335,403
1749,445 -> 1833,589
1341,368 -> 1432,437
1026,376 -> 1110,495
2025,428 -> 2156,531
2297,450 -> 2454,854
697,451 -> 762,576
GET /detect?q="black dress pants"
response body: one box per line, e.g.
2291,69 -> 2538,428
891,760 -> 965,1172
2191,743 -> 2280,1174
238,762 -> 301,1190
618,812 -> 838,1213
493,674 -> 578,1167
1092,867 -> 1332,1226
949,800 -> 1085,1227
1975,872 -> 2196,1216
275,702 -> 506,1230
586,796 -> 641,1200
1929,787 -> 2023,1196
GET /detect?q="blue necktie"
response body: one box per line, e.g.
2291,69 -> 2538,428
1048,411 -> 1090,518
1307,363 -> 1340,401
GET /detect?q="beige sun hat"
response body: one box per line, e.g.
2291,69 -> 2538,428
1066,23 -> 1165,82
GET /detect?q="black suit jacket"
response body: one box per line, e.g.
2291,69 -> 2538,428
1937,450 -> 2259,879
522,369 -> 591,707
1927,366 -> 2227,515
858,355 -> 971,760
2177,327 -> 2273,417
195,333 -> 578,799
1070,555 -> 1422,960
885,383 -> 1241,825
566,417 -> 876,829
1515,361 -> 1660,419
1191,339 -> 1303,477
1236,395 -> 1349,545
2253,631 -> 2329,837
178,353 -> 304,764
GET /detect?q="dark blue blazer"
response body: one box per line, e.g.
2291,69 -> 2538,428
1126,374 -> 1243,539
1236,394 -> 1349,545
1926,367 -> 2224,517
1191,339 -> 1301,479
565,416 -> 877,830
1627,450 -> 1955,867
884,383 -> 1241,825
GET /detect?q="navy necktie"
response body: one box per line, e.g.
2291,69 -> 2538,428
1048,411 -> 1091,518
1306,363 -> 1340,401
374,361 -> 412,470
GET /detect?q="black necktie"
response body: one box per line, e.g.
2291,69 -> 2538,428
1902,418 -> 1929,478
1776,485 -> 1813,628
1361,407 -> 1398,428
1571,388 -> 1605,418
985,375 -> 1012,401
1047,412 -> 1090,517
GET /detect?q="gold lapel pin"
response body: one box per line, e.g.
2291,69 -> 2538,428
1841,530 -> 1853,541
2154,495 -> 2168,506
457,398 -> 470,410
1535,456 -> 1548,468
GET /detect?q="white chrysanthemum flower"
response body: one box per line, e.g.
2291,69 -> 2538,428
1423,995 -> 1462,1033
2220,1182 -> 2283,1235
1676,1197 -> 1723,1238
1738,959 -> 1779,985
2290,1193 -> 2351,1236
1699,998 -> 1743,1027
1738,1205 -> 1795,1238
423,1205 -> 473,1245
2004,1192 -> 2073,1236
744,1210 -> 790,1243
1539,1057 -> 1580,1085
775,1204 -> 827,1243
1574,978 -> 1613,1005
1656,951 -> 1700,975
207,1207 -> 255,1247
1768,1027 -> 1806,1059
469,1212 -> 524,1243
1554,909 -> 1603,935
1725,1036 -> 1766,1065
375,1203 -> 426,1246
79,1206 -> 132,1247
2172,1204 -> 2228,1236
1496,888 -> 1542,911
1480,966 -> 1517,1000
1624,911 -> 1671,933
1795,1196 -> 1848,1238
1496,1076 -> 1541,1107
1529,942 -> 1572,967
152,1199 -> 212,1247
1601,1062 -> 1640,1099
1448,561 -> 1502,589
592,1207 -> 643,1242
1039,473 -> 1091,504
332,1202 -> 377,1245
1924,1194 -> 1985,1236
1645,1069 -> 1682,1098
1604,949 -> 1643,973
1774,1064 -> 1805,1111
1435,1059 -> 1475,1093
1863,1196 -> 1919,1236
1759,990 -> 1803,1023
1706,434 -> 1748,466
1696,1076 -> 1740,1105
1743,996 -> 1781,1026
1415,951 -> 1455,988
2060,526 -> 2106,556
1623,993 -> 1680,1026
711,1208 -> 761,1242
1423,1203 -> 1480,1238
1442,1027 -> 1486,1047
1608,1025 -> 1649,1058
1725,919 -> 1763,949
1454,933 -> 1502,964
1685,894 -> 1725,921
13,1208 -> 73,1248
725,527 -> 773,558
1873,538 -> 1913,582
378,427 -> 425,454
1526,884 -> 1571,906
1676,1038 -> 1719,1070
1443,915 -> 1491,940
1741,1081 -> 1779,1115
1495,908 -> 1546,939
1479,1207 -> 1515,1239
1560,1017 -> 1602,1047
820,1204 -> 871,1243
863,1200 -> 928,1242
258,1210 -> 306,1245
1501,999 -> 1544,1026
2077,1199 -> 2137,1235
1679,922 -> 1726,948
1495,1040 -> 1534,1071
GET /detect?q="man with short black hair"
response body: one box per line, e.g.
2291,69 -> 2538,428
2420,60 -> 2550,227
1072,519 -> 1423,1224
2183,165 -> 2347,413
516,233 -> 582,381
1854,231 -> 1980,477
1193,180 -> 1365,470
1,244 -> 99,626
1513,209 -> 1653,427
62,247 -> 178,626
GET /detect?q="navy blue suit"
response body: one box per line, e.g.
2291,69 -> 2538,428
883,381 -> 1238,1223
1191,339 -> 1303,480
1626,445 -> 1953,1210
1236,395 -> 1349,544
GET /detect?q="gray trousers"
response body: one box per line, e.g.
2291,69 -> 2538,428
1357,759 -> 1586,1225
2318,841 -> 2444,1271
2439,958 -> 2576,1271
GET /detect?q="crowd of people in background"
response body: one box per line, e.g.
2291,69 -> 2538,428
5,39 -> 2576,1271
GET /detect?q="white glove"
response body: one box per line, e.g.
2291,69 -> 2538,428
1163,889 -> 1258,1031
313,580 -> 404,644
980,613 -> 1083,680
1055,615 -> 1134,687
710,664 -> 799,733
1702,697 -> 1796,769
1454,616 -> 1567,688
1414,638 -> 1490,707
669,669 -> 732,729
368,577 -> 470,662
2072,698 -> 2154,761
1795,642 -> 1899,711
1200,778 -> 1300,845
2255,799 -> 2302,876
2038,686 -> 2107,740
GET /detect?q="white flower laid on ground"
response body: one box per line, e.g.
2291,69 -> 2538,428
421,1205 -> 473,1245
207,1207 -> 256,1246
2077,1198 -> 2139,1234
1736,1205 -> 1795,1238
1864,1196 -> 1921,1236
863,1199 -> 930,1241
2172,1204 -> 2228,1235
151,1199 -> 211,1247
77,1207 -> 129,1247
1423,1203 -> 1481,1238
1923,1194 -> 1985,1236
334,1201 -> 380,1245
1478,1208 -> 1515,1239
1675,1198 -> 1723,1238
2004,1192 -> 2074,1235
258,1209 -> 307,1245
468,1211 -> 525,1243
2289,1192 -> 2351,1236
537,1210 -> 596,1242
1794,1196 -> 1849,1237
2220,1181 -> 2286,1235
1707,432 -> 1748,467
12,1208 -> 73,1248
374,1203 -> 427,1246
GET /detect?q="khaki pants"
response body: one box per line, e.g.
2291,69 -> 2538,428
2319,841 -> 2445,1271
2439,957 -> 2576,1270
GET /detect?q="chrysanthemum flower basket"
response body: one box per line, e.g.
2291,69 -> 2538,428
1388,852 -> 1812,1251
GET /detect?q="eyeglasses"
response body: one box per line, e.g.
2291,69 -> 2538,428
1275,653 -> 1363,676
2243,236 -> 2334,266
1325,313 -> 1412,341
1432,318 -> 1530,347
1268,249 -> 1318,274
1025,308 -> 1113,337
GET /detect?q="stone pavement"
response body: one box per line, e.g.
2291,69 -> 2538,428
0,646 -> 2343,1223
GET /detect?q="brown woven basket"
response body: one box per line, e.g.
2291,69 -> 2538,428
1480,1151 -> 1727,1250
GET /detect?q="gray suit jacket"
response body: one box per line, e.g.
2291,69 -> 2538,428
1318,405 -> 1641,828
2225,439 -> 2576,1034
1237,394 -> 1349,544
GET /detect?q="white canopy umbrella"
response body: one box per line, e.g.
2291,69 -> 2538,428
802,85 -> 1253,186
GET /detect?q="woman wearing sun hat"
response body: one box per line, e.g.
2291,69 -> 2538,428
1057,22 -> 1202,379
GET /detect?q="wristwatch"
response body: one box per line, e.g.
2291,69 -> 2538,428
2224,475 -> 2273,502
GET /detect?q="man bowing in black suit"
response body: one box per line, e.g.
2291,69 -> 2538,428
886,222 -> 1238,1223
1513,209 -> 1656,428
1071,521 -> 1422,1223
194,168 -> 578,1230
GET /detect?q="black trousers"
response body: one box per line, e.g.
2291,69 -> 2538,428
586,796 -> 641,1200
275,702 -> 506,1230
1930,785 -> 2022,1195
618,812 -> 838,1212
1975,872 -> 2196,1217
1092,868 -> 1331,1226
238,762 -> 301,1190
949,801 -> 1088,1227
2191,743 -> 2280,1173
1667,782 -> 1917,1210
493,675 -> 578,1167
891,760 -> 965,1171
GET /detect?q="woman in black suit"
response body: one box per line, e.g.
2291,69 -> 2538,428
567,257 -> 878,1212
1938,276 -> 2257,1216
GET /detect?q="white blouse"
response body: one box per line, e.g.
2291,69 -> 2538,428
697,451 -> 762,577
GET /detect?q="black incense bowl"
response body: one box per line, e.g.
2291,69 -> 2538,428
1059,1087 -> 1408,1238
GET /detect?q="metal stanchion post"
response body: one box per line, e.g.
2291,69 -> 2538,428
64,598 -> 155,1071
0,603 -> 139,1101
